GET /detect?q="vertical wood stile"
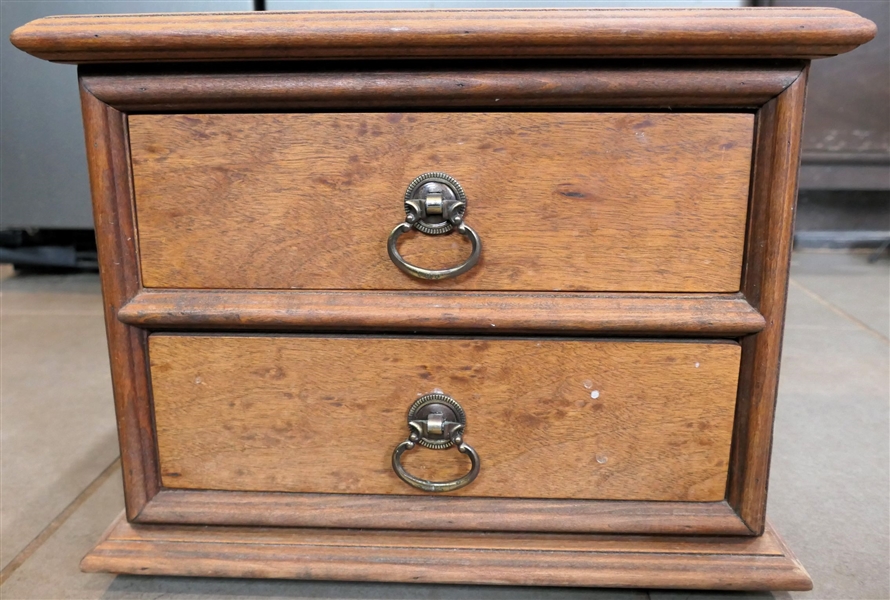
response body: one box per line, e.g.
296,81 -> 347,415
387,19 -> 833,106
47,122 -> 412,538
729,66 -> 809,534
79,77 -> 158,519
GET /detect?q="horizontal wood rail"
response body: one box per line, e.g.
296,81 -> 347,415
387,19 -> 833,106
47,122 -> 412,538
80,63 -> 802,111
118,290 -> 765,336
137,490 -> 751,535
83,515 -> 811,589
12,9 -> 875,63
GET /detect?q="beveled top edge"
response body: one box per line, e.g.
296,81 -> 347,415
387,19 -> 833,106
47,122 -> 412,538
11,8 -> 876,64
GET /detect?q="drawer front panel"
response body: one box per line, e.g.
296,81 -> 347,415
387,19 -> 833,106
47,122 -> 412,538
130,112 -> 753,292
150,335 -> 740,502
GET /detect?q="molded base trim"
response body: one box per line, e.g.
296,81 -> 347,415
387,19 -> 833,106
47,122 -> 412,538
82,514 -> 811,591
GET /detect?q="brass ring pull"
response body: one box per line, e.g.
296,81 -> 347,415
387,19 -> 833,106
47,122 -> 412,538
387,172 -> 482,281
392,424 -> 480,493
387,221 -> 481,281
391,393 -> 480,493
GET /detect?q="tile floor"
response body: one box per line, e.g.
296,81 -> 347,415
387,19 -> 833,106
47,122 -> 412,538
0,251 -> 887,600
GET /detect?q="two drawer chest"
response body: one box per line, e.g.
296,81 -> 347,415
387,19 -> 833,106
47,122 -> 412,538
11,8 -> 875,591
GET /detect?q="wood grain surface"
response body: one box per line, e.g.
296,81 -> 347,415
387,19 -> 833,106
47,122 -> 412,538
728,68 -> 809,534
118,290 -> 766,336
11,9 -> 875,63
130,112 -> 753,292
82,514 -> 813,590
136,490 -> 749,534
79,63 -> 803,112
150,335 -> 741,501
79,86 -> 158,520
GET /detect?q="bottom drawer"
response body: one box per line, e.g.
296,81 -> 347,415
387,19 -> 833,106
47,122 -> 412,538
149,335 -> 740,502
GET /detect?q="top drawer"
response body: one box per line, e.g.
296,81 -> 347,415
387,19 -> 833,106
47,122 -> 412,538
130,112 -> 753,292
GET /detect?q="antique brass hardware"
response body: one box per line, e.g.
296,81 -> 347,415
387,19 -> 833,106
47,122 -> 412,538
391,393 -> 480,492
387,172 -> 482,280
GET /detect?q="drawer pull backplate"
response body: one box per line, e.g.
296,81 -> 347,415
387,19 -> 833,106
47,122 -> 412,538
391,392 -> 480,492
387,172 -> 482,280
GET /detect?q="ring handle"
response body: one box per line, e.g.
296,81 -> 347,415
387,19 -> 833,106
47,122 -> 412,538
391,393 -> 480,493
387,221 -> 482,281
391,424 -> 480,493
388,172 -> 482,280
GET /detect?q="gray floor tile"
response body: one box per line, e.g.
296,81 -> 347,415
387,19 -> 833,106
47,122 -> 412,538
770,273 -> 889,599
0,470 -> 121,599
779,322 -> 889,399
0,468 -> 648,600
0,273 -> 118,568
790,251 -> 890,339
0,273 -> 108,315
770,391 -> 889,600
783,279 -> 861,333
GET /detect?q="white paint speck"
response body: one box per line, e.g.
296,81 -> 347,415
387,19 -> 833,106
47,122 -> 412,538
590,390 -> 600,399
583,380 -> 593,389
194,376 -> 203,385
433,388 -> 444,394
596,455 -> 608,464
491,323 -> 496,327
695,362 -> 700,368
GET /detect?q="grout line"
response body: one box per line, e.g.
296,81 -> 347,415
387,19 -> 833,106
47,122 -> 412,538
0,457 -> 121,586
789,278 -> 890,344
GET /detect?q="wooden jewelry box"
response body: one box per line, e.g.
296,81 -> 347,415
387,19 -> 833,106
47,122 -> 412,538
11,8 -> 875,591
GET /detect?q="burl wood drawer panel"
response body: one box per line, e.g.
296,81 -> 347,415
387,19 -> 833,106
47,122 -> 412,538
130,112 -> 753,292
150,335 -> 741,501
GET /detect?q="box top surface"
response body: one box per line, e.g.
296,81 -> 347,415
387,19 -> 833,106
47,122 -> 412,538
11,8 -> 876,64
